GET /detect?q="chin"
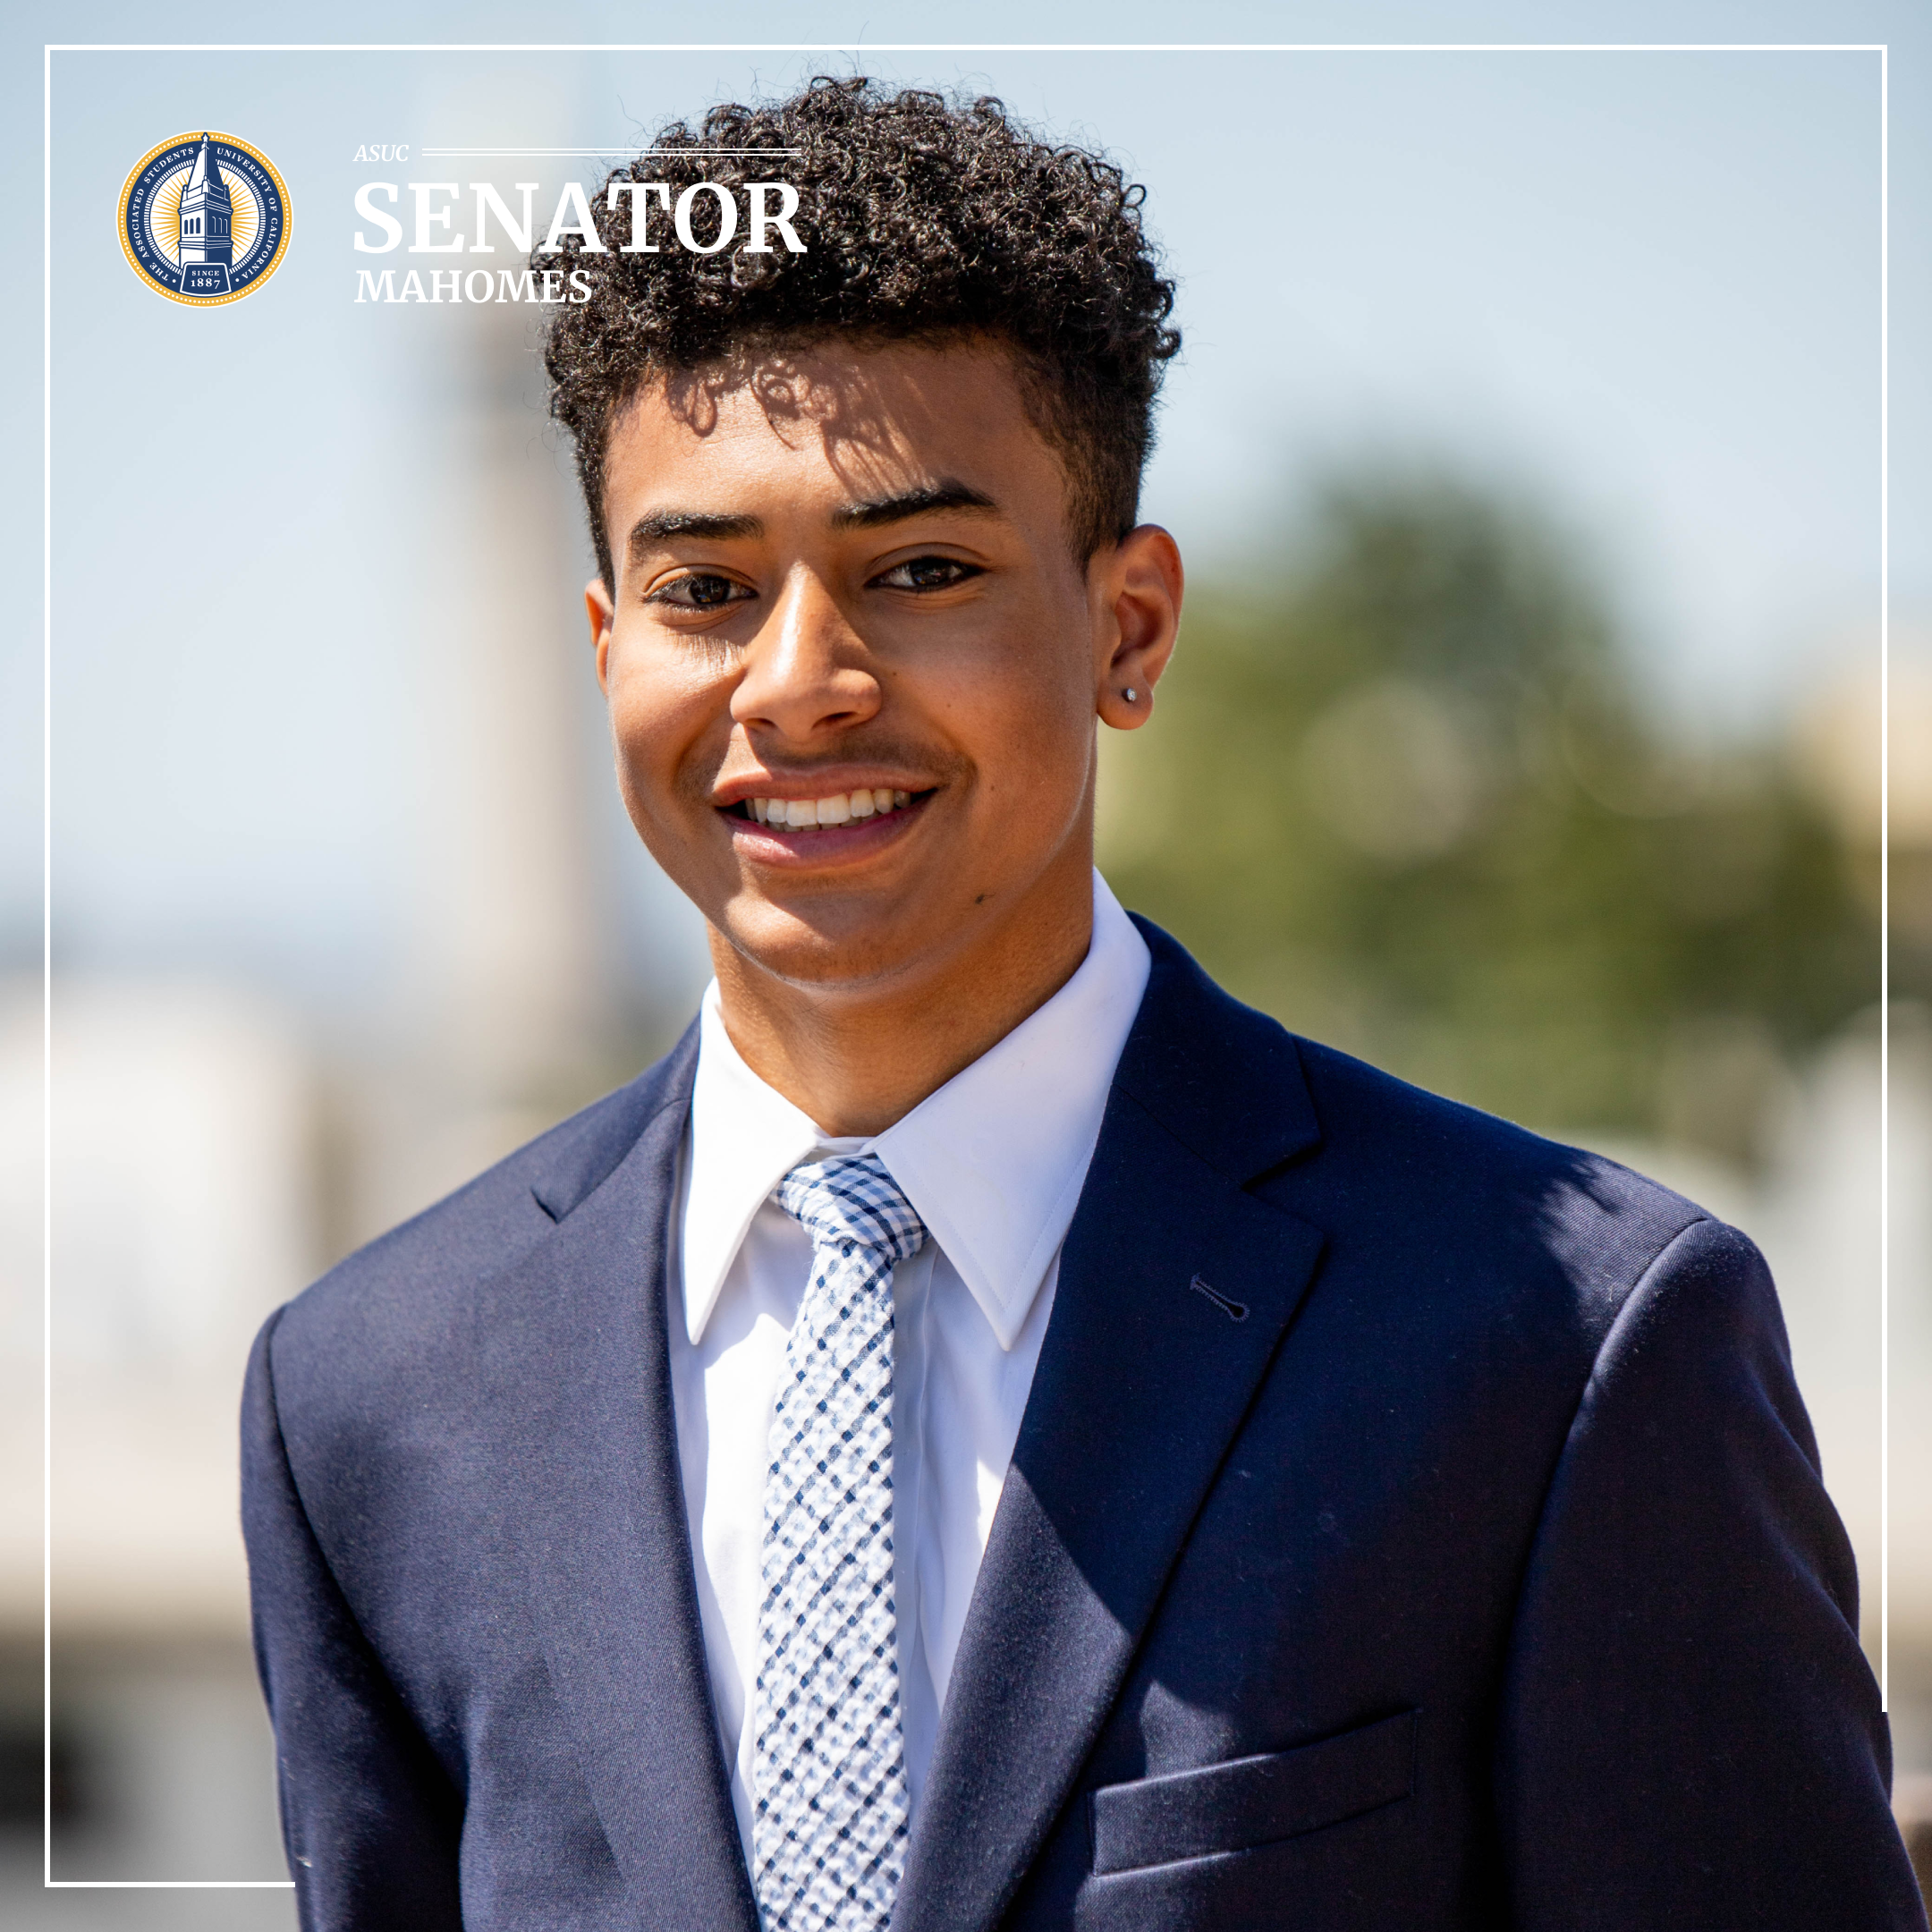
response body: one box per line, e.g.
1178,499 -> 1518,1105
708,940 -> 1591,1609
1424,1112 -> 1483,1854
720,894 -> 950,996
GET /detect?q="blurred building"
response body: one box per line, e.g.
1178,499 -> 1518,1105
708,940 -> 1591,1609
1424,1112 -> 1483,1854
1,305 -> 631,1913
350,305 -> 620,1241
0,978 -> 303,1908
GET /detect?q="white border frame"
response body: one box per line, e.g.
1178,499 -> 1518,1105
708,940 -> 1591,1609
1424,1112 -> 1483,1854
38,38 -> 1893,1893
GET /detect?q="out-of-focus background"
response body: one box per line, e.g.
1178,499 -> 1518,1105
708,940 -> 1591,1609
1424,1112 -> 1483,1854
4,3 -> 1929,1921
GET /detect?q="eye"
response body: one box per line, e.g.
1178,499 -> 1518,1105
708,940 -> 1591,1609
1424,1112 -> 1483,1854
871,555 -> 983,592
647,572 -> 753,611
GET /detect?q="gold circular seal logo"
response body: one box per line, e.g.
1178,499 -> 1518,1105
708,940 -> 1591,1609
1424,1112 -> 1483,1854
118,131 -> 292,307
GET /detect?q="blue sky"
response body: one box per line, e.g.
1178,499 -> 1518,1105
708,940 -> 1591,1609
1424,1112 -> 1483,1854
3,1 -> 1924,1009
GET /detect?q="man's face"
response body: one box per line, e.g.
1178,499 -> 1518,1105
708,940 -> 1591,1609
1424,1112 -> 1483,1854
589,338 -> 1178,1000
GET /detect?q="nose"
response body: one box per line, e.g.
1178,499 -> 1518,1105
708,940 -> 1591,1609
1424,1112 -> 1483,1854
730,568 -> 882,743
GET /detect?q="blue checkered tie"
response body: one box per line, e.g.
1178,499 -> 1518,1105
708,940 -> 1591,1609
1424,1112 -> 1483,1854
751,1156 -> 928,1932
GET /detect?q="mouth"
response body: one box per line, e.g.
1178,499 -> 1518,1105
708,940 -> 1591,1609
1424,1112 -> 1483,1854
718,784 -> 935,860
728,785 -> 919,830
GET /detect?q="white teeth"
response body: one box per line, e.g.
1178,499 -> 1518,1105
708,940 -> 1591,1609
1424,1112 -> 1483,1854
749,789 -> 916,827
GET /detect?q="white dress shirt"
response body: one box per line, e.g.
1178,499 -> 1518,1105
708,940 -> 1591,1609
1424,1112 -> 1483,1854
666,870 -> 1151,1860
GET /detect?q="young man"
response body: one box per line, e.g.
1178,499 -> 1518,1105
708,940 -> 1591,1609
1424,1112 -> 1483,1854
242,79 -> 1922,1931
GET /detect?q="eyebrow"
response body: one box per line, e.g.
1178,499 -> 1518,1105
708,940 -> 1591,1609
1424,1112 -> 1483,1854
623,481 -> 1001,564
830,482 -> 1001,530
626,510 -> 763,559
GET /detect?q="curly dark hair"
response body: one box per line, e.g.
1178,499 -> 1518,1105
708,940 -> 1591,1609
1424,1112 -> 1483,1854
538,76 -> 1181,586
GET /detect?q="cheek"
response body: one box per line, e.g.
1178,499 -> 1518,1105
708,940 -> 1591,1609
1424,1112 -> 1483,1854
975,629 -> 1096,796
606,646 -> 726,803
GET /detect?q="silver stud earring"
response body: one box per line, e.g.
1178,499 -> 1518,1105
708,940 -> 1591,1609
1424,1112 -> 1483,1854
1123,687 -> 1139,703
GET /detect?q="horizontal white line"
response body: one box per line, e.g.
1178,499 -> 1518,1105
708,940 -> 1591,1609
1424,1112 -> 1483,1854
46,1881 -> 298,1890
42,43 -> 1891,54
419,148 -> 802,156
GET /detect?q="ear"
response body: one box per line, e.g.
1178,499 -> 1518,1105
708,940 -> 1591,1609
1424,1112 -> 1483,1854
586,576 -> 616,694
1093,524 -> 1183,732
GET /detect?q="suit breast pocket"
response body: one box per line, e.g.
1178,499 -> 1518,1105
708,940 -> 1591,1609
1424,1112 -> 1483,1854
1088,1709 -> 1417,1877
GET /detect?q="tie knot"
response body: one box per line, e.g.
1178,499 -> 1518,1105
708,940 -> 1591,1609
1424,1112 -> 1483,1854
775,1154 -> 928,1266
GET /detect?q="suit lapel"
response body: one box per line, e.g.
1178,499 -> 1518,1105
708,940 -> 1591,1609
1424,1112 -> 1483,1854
482,1047 -> 760,1932
895,926 -> 1327,1932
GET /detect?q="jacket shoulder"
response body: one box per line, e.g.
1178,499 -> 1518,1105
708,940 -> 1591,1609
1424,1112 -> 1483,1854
1284,1029 -> 1729,1347
1124,913 -> 1716,1334
268,1022 -> 698,1360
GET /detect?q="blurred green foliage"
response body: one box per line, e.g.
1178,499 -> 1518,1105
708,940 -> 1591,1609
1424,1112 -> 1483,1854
1100,472 -> 1877,1160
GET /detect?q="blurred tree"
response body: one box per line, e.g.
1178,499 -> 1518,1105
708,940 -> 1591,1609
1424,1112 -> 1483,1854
1102,470 -> 1877,1162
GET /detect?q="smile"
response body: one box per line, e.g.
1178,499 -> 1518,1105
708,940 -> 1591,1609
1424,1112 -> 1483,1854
730,788 -> 918,829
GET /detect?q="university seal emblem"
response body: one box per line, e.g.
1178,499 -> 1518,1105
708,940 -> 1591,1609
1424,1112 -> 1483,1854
118,131 -> 292,305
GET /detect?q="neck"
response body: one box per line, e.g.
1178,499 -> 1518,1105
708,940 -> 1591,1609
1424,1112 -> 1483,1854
709,852 -> 1097,1139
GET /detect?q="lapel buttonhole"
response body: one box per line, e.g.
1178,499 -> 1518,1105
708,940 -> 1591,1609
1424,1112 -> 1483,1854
1189,1274 -> 1250,1322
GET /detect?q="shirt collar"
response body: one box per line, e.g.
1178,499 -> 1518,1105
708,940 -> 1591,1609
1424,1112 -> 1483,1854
681,870 -> 1152,1351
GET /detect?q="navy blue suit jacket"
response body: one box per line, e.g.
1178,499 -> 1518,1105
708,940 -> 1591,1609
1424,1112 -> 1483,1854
242,920 -> 1924,1928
